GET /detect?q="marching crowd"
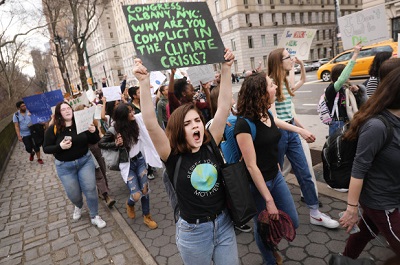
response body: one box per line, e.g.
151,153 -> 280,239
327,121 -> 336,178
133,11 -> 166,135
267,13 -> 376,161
12,45 -> 400,264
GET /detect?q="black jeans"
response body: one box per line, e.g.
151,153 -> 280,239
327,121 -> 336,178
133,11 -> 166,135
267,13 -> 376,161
22,135 -> 40,154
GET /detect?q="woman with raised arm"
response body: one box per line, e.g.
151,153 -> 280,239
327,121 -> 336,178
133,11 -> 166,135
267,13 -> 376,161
136,49 -> 239,265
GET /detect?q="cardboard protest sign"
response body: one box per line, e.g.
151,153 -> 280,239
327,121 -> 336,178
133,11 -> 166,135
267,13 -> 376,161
278,28 -> 316,60
69,92 -> 90,110
187,64 -> 215,87
74,106 -> 96,134
150,71 -> 166,91
94,105 -> 102,120
23,90 -> 64,124
86,88 -> 96,102
338,5 -> 389,50
122,2 -> 225,71
102,86 -> 121,101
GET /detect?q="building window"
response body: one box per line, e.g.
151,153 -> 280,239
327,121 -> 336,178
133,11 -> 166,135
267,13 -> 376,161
248,36 -> 254,48
259,14 -> 264,26
258,0 -> 262,4
263,55 -> 268,69
270,0 -> 274,4
282,13 -> 287,25
272,13 -> 276,23
215,0 -> 220,13
308,12 -> 312,23
323,30 -> 326,40
229,18 -> 233,30
261,34 -> 266,47
316,30 -> 319,41
273,33 -> 278,46
234,60 -> 238,73
250,57 -> 255,70
226,0 -> 232,8
110,32 -> 114,38
329,29 -> 332,38
108,23 -> 111,29
315,12 -> 319,23
114,51 -> 118,57
245,14 -> 250,24
291,13 -> 296,24
231,38 -> 236,51
322,12 -> 325,23
280,0 -> 284,3
244,0 -> 248,6
300,13 -> 304,24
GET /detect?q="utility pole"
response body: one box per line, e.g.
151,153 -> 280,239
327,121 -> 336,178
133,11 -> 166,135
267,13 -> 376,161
55,34 -> 72,95
81,34 -> 94,91
334,0 -> 341,56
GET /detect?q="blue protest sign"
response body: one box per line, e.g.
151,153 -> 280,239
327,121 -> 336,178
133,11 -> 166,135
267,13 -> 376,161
23,90 -> 64,124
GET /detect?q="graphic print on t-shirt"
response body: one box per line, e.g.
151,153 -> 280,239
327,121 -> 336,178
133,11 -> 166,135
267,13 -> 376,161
187,159 -> 219,197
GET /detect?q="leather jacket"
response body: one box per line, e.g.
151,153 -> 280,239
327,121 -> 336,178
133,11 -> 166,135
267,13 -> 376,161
98,128 -> 129,163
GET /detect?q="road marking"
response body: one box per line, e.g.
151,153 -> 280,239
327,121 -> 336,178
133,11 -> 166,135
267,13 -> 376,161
296,90 -> 312,93
303,104 -> 318,106
304,80 -> 321,85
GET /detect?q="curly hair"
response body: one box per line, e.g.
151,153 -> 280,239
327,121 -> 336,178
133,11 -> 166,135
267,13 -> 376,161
54,101 -> 74,133
368,51 -> 392,77
166,103 -> 210,155
236,72 -> 271,121
174,78 -> 189,100
268,48 -> 293,102
113,103 -> 139,151
344,67 -> 400,141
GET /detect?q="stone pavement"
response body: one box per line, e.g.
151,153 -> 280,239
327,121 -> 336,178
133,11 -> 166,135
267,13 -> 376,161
0,139 -> 396,265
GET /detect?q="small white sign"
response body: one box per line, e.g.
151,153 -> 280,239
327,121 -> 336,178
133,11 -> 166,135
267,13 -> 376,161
69,93 -> 90,110
150,71 -> 166,91
74,106 -> 96,134
278,28 -> 316,60
338,5 -> 389,50
86,89 -> 96,102
187,65 -> 215,87
94,105 -> 102,120
102,86 -> 121,101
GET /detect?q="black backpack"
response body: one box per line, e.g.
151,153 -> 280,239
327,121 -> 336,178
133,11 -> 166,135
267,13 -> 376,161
322,115 -> 393,189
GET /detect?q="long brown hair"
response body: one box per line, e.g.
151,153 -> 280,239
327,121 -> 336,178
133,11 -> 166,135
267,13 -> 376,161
236,72 -> 271,121
268,48 -> 293,102
166,103 -> 210,154
344,67 -> 400,141
54,101 -> 74,133
113,103 -> 139,150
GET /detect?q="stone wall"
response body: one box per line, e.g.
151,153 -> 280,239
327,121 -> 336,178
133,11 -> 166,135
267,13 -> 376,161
0,114 -> 17,179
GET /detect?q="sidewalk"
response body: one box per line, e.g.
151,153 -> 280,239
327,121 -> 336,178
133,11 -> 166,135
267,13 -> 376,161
0,142 -> 395,264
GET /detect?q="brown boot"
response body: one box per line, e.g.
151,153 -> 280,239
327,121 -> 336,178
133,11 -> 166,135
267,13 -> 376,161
126,201 -> 135,219
273,250 -> 283,265
105,195 -> 116,208
143,214 -> 158,229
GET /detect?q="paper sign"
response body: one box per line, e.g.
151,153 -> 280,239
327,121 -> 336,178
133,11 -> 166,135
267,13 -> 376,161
102,86 -> 121,101
278,28 -> 316,60
86,89 -> 96,102
23,90 -> 64,124
122,2 -> 225,71
338,5 -> 389,50
94,105 -> 102,120
74,106 -> 96,134
69,93 -> 90,110
150,71 -> 167,91
187,64 -> 215,87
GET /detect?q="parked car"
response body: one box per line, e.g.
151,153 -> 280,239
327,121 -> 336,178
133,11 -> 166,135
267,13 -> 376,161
318,58 -> 330,65
294,63 -> 313,73
316,41 -> 398,82
311,60 -> 321,70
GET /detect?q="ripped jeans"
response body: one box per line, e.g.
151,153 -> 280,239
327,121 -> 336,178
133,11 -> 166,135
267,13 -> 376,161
127,154 -> 150,215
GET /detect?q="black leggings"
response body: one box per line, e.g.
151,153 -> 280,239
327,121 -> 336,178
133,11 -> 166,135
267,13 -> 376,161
22,135 -> 40,154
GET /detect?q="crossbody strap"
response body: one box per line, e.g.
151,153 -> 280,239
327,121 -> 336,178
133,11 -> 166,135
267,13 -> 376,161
173,155 -> 182,190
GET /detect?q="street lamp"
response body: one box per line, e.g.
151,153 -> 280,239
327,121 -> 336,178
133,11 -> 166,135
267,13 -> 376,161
333,0 -> 341,56
81,33 -> 94,91
54,34 -> 72,95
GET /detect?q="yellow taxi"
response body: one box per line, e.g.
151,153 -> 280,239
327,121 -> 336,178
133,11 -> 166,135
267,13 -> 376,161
317,41 -> 398,82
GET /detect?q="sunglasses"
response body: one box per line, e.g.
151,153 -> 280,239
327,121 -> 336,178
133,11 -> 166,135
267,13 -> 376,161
282,55 -> 292,61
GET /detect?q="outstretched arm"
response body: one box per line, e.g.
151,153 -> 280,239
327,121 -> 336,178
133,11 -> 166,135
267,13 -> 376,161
209,48 -> 235,145
135,59 -> 171,161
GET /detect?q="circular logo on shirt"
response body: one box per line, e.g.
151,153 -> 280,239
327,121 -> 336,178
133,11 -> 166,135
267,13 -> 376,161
190,164 -> 217,191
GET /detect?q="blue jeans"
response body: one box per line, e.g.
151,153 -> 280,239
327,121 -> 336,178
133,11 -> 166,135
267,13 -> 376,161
176,210 -> 239,265
127,155 -> 150,215
329,120 -> 345,137
55,151 -> 98,218
278,128 -> 319,209
250,172 -> 299,265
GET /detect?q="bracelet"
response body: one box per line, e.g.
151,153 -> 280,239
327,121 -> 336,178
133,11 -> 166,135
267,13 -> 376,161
347,203 -> 358,207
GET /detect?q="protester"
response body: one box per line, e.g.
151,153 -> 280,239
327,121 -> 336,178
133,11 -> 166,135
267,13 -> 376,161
43,102 -> 106,228
268,48 -> 339,229
156,85 -> 168,129
365,51 -> 392,97
324,43 -> 362,136
137,49 -> 239,265
13,101 -> 44,164
339,68 -> 400,258
235,72 -> 298,264
98,103 -> 159,230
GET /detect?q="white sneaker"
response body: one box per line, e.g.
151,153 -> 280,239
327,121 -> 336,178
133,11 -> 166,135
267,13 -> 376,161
73,206 -> 81,220
327,185 -> 349,193
91,215 -> 106,228
147,174 -> 155,180
310,213 -> 339,229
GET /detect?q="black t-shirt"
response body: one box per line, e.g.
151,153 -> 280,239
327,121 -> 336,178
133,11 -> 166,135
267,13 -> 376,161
165,144 -> 226,219
325,83 -> 348,120
234,113 -> 281,182
43,124 -> 100,161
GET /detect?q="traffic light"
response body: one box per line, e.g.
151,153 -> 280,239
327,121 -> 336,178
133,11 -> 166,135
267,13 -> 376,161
87,77 -> 93,86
